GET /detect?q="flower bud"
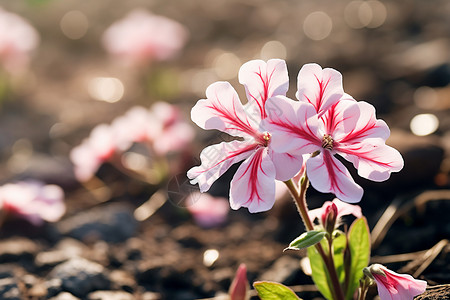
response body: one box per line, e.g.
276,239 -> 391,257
229,263 -> 249,300
323,202 -> 338,235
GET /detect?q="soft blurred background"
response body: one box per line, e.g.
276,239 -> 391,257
0,0 -> 448,299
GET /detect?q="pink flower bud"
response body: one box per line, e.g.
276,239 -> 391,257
229,263 -> 249,300
309,198 -> 362,228
323,202 -> 338,235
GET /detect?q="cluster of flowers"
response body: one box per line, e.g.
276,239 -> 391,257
188,59 -> 404,212
71,102 -> 194,182
0,181 -> 65,225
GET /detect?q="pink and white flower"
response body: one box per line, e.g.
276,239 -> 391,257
265,63 -> 404,203
309,198 -> 362,225
102,9 -> 189,66
187,59 -> 304,213
0,181 -> 65,225
0,7 -> 39,73
366,264 -> 427,300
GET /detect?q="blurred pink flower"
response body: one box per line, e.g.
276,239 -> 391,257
70,102 -> 194,181
308,198 -> 362,225
150,102 -> 195,156
113,102 -> 195,156
70,123 -> 128,182
0,181 -> 65,225
229,263 -> 249,300
0,7 -> 39,73
188,59 -> 303,213
185,192 -> 229,228
367,264 -> 427,300
102,9 -> 189,65
112,106 -> 159,145
266,63 -> 404,203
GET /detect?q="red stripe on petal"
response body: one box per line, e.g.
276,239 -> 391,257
193,143 -> 258,176
236,148 -> 266,206
322,151 -> 346,196
313,74 -> 331,113
247,66 -> 275,120
207,91 -> 258,137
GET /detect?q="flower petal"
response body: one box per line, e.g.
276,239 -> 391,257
296,63 -> 344,117
230,148 -> 276,213
320,99 -> 360,138
191,81 -> 258,138
269,149 -> 304,181
339,143 -> 404,182
373,266 -> 427,300
239,59 -> 289,121
309,198 -> 362,224
332,198 -> 362,219
264,95 -> 321,154
306,151 -> 363,203
334,101 -> 391,144
387,271 -> 427,299
187,140 -> 256,192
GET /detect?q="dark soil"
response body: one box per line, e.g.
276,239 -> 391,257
0,1 -> 449,299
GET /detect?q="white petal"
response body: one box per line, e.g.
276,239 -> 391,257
187,140 -> 255,192
296,63 -> 344,117
191,81 -> 258,138
306,151 -> 363,203
239,59 -> 289,121
339,143 -> 404,182
269,149 -> 304,181
229,148 -> 276,213
264,95 -> 321,154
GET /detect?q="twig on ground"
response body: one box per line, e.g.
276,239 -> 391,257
371,190 -> 450,248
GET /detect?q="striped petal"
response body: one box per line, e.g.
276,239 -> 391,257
306,151 -> 363,203
187,140 -> 256,192
338,143 -> 404,182
191,81 -> 258,139
239,59 -> 289,122
265,95 -> 321,154
296,63 -> 344,117
333,101 -> 391,144
230,148 -> 276,213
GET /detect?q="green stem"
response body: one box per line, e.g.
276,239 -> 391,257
284,177 -> 345,300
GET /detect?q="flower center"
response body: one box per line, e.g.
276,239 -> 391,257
322,134 -> 334,150
260,131 -> 271,147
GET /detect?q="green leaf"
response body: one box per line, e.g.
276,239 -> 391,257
331,233 -> 347,284
285,230 -> 326,251
345,217 -> 370,300
253,281 -> 302,300
307,233 -> 348,300
307,243 -> 333,300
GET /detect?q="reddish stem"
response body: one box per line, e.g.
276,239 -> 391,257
284,177 -> 345,300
